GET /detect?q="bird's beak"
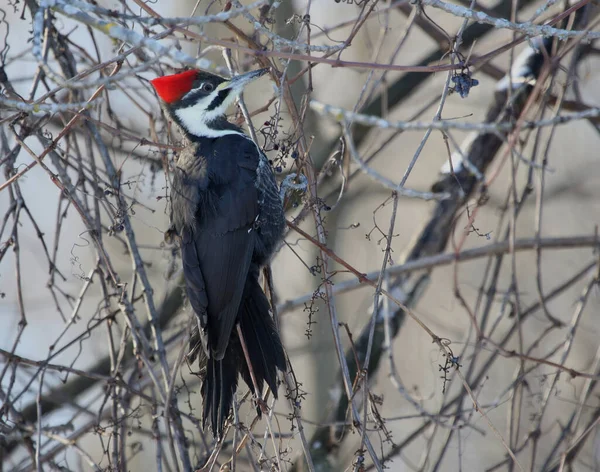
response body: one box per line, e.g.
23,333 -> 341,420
219,68 -> 269,93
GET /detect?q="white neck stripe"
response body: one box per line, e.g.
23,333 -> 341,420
173,85 -> 247,139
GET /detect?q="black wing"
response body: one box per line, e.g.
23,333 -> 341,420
180,136 -> 260,360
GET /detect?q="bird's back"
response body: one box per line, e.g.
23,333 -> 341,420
188,134 -> 284,263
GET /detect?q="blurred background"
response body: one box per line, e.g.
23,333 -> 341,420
1,0 -> 600,470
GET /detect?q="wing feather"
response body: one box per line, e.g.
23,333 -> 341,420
179,141 -> 259,359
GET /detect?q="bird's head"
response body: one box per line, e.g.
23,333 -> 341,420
151,68 -> 269,139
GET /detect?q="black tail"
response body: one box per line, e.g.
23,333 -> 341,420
201,346 -> 238,439
199,268 -> 286,439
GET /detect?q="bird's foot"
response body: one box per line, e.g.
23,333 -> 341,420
254,396 -> 269,417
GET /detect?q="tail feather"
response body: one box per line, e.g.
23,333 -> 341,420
199,268 -> 286,438
201,350 -> 238,439
238,276 -> 286,398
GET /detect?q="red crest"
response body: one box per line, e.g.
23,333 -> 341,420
151,70 -> 198,103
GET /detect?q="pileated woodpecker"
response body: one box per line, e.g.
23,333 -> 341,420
150,68 -> 286,438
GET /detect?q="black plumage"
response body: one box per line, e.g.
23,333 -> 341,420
151,68 -> 287,438
169,121 -> 286,438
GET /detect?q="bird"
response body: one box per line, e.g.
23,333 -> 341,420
150,68 -> 286,439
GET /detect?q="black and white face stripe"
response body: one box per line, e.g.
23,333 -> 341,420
173,86 -> 244,138
206,89 -> 230,112
168,68 -> 269,139
178,86 -> 225,111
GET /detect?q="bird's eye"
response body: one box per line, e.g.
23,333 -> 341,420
201,83 -> 214,92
